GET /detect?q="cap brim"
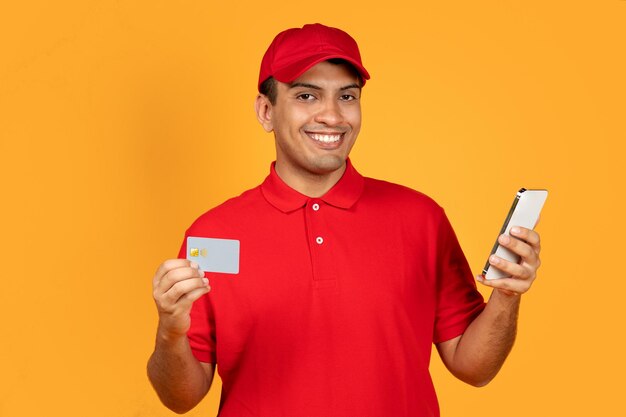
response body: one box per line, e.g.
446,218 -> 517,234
272,53 -> 370,86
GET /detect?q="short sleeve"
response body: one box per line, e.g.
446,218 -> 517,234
433,210 -> 486,343
177,234 -> 217,363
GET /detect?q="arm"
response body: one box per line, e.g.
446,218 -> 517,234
147,259 -> 214,413
436,226 -> 541,387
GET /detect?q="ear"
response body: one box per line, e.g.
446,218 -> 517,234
255,94 -> 274,132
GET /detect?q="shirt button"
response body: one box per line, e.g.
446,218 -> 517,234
315,236 -> 324,245
312,203 -> 320,211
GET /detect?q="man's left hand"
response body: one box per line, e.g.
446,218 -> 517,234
477,226 -> 541,295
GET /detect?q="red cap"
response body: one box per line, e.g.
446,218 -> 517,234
258,23 -> 370,91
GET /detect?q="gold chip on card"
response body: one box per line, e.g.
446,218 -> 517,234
190,248 -> 199,257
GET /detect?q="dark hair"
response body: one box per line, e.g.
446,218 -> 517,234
259,77 -> 278,105
259,59 -> 363,105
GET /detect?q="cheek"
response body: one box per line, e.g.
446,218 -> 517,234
343,104 -> 361,122
275,108 -> 306,132
347,111 -> 362,132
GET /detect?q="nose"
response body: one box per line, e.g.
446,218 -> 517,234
314,99 -> 342,126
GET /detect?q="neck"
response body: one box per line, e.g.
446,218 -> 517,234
274,162 -> 347,198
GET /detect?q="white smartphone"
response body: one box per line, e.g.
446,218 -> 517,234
483,188 -> 548,280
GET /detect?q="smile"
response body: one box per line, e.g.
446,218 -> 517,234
306,132 -> 344,144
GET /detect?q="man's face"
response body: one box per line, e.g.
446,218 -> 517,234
263,61 -> 362,180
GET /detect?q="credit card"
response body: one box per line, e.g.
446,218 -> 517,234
186,237 -> 240,274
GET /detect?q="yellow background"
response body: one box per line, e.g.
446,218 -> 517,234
1,1 -> 624,416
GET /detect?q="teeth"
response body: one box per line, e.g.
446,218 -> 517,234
309,133 -> 342,143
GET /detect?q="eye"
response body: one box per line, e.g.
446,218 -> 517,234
340,94 -> 357,101
296,93 -> 316,101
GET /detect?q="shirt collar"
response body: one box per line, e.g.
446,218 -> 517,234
261,158 -> 365,213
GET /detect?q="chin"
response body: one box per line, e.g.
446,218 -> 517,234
310,154 -> 347,174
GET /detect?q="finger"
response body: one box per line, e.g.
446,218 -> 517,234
153,259 -> 198,285
498,233 -> 538,264
510,226 -> 541,253
155,265 -> 205,294
161,277 -> 210,306
176,285 -> 211,310
488,255 -> 533,280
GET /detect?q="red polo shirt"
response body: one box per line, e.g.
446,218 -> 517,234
179,160 -> 485,417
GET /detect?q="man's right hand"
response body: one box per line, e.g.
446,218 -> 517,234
152,259 -> 210,340
149,259 -> 214,413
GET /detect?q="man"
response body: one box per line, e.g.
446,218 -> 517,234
148,23 -> 541,416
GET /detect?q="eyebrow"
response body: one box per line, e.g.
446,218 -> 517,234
288,82 -> 361,91
289,82 -> 321,90
339,83 -> 362,91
